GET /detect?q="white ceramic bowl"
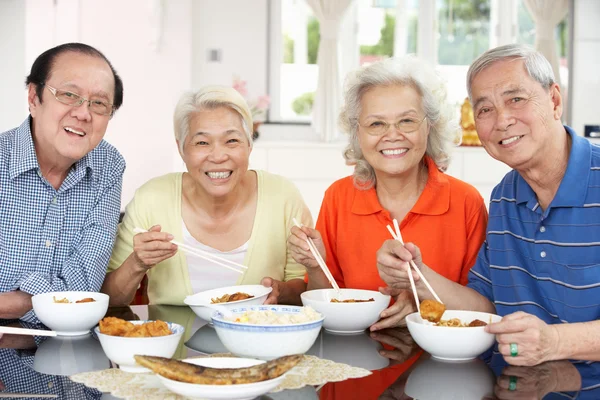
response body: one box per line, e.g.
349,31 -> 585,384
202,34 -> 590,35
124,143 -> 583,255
406,310 -> 502,361
94,320 -> 184,373
31,291 -> 109,336
405,357 -> 495,399
157,357 -> 289,400
33,334 -> 110,376
212,305 -> 324,360
184,285 -> 272,322
300,289 -> 390,334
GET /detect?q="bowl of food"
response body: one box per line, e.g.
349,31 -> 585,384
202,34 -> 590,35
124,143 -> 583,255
135,354 -> 302,400
406,309 -> 501,361
31,291 -> 109,336
94,317 -> 185,373
184,285 -> 272,323
300,288 -> 390,334
211,305 -> 324,360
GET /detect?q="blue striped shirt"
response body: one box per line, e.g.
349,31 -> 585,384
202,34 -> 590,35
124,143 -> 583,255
0,118 -> 125,323
468,126 -> 600,324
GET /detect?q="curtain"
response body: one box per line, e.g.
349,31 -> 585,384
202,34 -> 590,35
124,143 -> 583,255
523,0 -> 568,87
306,0 -> 353,142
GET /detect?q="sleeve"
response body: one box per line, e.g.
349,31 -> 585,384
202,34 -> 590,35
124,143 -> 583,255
459,196 -> 488,285
466,240 -> 494,302
282,180 -> 314,282
15,168 -> 124,324
315,186 -> 345,288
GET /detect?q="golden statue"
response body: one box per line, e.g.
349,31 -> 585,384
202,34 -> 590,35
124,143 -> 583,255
460,97 -> 481,146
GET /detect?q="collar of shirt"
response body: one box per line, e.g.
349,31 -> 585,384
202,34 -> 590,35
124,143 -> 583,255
8,117 -> 95,184
351,155 -> 450,216
515,125 -> 591,207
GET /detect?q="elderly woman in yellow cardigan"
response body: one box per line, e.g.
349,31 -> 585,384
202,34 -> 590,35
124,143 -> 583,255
101,86 -> 312,306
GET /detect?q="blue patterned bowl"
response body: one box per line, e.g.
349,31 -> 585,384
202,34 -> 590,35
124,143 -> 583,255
212,305 -> 324,360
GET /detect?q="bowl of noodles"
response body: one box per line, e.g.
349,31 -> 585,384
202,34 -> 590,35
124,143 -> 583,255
184,285 -> 272,322
406,310 -> 502,361
211,305 -> 324,360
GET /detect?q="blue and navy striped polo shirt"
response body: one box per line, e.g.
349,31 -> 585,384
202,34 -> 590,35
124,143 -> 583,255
467,126 -> 600,324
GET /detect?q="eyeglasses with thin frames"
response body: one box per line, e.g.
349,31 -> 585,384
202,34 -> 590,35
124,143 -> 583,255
359,116 -> 427,136
44,84 -> 115,117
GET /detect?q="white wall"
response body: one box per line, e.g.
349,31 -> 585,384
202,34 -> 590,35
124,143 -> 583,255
22,0 -> 193,207
0,0 -> 26,131
570,0 -> 600,135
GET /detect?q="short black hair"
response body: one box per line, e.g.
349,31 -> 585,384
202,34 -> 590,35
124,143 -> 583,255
25,42 -> 124,111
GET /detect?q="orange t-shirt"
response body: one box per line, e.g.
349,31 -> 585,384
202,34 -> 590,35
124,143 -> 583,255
314,157 -> 488,400
312,156 -> 487,290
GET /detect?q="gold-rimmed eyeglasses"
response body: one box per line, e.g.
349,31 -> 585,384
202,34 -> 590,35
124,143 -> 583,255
44,84 -> 115,117
359,116 -> 428,136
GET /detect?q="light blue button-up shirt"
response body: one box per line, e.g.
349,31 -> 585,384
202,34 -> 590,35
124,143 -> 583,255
0,117 -> 125,323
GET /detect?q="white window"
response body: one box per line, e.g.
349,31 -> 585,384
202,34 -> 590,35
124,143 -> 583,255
268,0 -> 569,124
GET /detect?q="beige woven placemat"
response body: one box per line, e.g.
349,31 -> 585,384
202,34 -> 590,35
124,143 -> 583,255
70,354 -> 371,399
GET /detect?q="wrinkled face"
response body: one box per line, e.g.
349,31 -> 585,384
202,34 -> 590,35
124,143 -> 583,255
179,106 -> 251,198
28,51 -> 115,166
357,84 -> 429,179
470,59 -> 562,170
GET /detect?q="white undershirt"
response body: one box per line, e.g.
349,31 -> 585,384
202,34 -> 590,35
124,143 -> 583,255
182,221 -> 249,294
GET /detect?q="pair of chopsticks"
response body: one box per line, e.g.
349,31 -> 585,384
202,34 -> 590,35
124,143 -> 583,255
386,219 -> 443,313
292,218 -> 341,296
133,227 -> 248,274
0,326 -> 56,337
0,395 -> 58,399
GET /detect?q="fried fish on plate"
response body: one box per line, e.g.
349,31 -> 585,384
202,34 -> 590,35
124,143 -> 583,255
134,354 -> 303,385
420,299 -> 446,323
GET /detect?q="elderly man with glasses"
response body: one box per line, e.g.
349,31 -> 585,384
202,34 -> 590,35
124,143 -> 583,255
0,43 -> 125,323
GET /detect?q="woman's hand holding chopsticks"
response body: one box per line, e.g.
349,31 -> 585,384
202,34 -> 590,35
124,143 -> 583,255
132,225 -> 178,271
287,225 -> 326,269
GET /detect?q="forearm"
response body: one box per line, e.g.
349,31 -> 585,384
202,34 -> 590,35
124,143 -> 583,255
306,268 -> 333,291
553,320 -> 600,361
416,266 -> 495,313
549,361 -> 582,393
0,291 -> 33,319
277,279 -> 307,306
100,254 -> 147,306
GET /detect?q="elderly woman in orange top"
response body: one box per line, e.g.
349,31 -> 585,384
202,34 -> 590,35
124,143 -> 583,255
288,56 -> 488,332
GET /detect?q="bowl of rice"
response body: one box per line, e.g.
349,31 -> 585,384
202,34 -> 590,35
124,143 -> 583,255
211,305 -> 324,360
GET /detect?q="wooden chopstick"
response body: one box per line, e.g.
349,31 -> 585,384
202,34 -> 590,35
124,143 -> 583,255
0,326 -> 57,337
292,218 -> 341,293
387,220 -> 444,304
387,225 -> 420,313
133,227 -> 248,274
0,394 -> 58,398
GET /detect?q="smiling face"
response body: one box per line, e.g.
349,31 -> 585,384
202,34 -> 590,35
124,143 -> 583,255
470,59 -> 563,170
357,84 -> 429,180
179,106 -> 251,198
28,51 -> 115,168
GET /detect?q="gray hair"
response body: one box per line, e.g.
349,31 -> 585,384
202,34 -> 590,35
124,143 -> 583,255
173,85 -> 254,153
340,56 -> 459,189
467,44 -> 555,100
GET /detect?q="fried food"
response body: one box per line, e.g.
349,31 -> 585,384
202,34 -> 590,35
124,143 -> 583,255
330,298 -> 375,303
435,318 -> 488,327
99,317 -> 172,337
75,297 -> 96,303
420,299 -> 446,323
134,354 -> 303,385
211,292 -> 254,304
53,296 -> 96,303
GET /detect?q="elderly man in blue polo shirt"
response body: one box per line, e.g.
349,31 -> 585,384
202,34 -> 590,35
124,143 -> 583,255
0,43 -> 125,323
376,44 -> 600,367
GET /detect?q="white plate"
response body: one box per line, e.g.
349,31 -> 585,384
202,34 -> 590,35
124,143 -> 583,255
157,357 -> 287,400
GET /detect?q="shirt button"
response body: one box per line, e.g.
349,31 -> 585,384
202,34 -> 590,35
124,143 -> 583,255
540,251 -> 547,258
52,197 -> 57,204
540,226 -> 546,233
45,240 -> 52,248
48,381 -> 54,388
